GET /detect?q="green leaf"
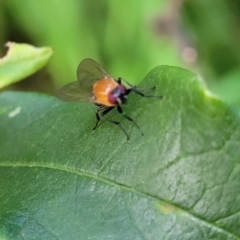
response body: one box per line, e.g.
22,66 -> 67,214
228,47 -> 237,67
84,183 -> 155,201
0,42 -> 53,89
0,66 -> 240,239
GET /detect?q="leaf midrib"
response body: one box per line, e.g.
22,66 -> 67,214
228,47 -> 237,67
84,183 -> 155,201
0,162 -> 238,239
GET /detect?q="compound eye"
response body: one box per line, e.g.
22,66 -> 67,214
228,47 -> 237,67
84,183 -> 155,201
108,93 -> 118,104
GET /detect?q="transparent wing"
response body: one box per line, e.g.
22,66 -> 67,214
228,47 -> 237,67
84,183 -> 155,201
57,81 -> 93,102
77,58 -> 112,93
57,59 -> 113,102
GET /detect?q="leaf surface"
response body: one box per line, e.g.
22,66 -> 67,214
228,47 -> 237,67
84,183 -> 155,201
0,66 -> 240,239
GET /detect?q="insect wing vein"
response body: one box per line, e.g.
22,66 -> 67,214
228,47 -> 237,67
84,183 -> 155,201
77,59 -> 112,93
57,81 -> 92,102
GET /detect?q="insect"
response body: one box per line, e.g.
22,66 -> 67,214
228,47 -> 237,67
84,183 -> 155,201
57,58 -> 163,140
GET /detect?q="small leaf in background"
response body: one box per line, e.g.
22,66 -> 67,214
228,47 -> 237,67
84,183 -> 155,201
0,66 -> 240,239
0,42 -> 53,89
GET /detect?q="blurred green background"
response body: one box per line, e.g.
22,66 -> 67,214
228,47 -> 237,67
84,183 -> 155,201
0,0 -> 240,105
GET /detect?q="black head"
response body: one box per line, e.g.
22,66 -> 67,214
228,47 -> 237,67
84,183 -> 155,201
108,84 -> 129,105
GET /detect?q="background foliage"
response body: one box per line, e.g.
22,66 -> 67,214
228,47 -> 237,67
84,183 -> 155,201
1,0 -> 240,239
1,0 -> 239,104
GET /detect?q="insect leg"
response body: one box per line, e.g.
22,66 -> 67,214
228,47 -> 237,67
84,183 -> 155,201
117,105 -> 144,136
119,78 -> 162,95
92,112 -> 101,130
105,119 -> 130,140
93,106 -> 130,140
131,87 -> 163,99
92,106 -> 114,130
135,86 -> 157,91
118,77 -> 134,87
